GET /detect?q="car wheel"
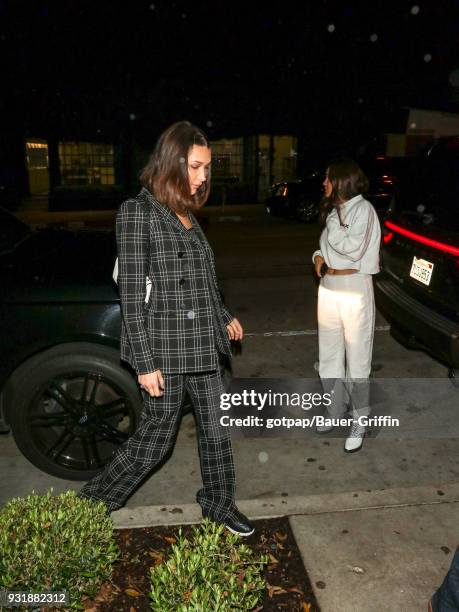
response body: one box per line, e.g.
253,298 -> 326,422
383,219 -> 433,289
8,344 -> 142,481
448,368 -> 459,388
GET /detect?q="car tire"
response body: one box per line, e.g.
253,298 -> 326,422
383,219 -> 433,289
8,343 -> 142,481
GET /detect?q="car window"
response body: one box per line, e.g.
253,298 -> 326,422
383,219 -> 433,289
396,154 -> 459,231
287,183 -> 305,197
272,184 -> 288,197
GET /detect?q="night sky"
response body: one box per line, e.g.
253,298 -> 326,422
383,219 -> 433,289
2,0 -> 459,155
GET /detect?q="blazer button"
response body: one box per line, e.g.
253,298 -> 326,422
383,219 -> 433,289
182,263 -> 189,271
187,310 -> 195,319
177,252 -> 185,258
179,278 -> 186,285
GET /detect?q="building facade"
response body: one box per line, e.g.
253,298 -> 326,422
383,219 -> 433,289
10,133 -> 297,208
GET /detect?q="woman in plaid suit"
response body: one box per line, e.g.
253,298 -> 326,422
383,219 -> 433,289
79,121 -> 254,536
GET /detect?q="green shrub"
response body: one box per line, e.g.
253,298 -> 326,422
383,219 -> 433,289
150,519 -> 267,611
0,489 -> 119,610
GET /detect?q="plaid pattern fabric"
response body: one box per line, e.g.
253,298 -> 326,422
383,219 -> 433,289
78,371 -> 237,519
188,225 -> 233,356
116,188 -> 232,376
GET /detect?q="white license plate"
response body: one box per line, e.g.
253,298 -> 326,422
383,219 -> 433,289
410,256 -> 434,286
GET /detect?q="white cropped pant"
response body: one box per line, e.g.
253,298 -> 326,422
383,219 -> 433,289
317,273 -> 375,418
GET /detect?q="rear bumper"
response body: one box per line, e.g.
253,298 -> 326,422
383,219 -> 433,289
375,275 -> 459,368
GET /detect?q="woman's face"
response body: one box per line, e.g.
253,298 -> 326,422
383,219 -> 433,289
323,170 -> 333,198
188,145 -> 211,195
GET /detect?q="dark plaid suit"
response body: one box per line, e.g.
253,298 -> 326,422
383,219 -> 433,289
79,189 -> 237,519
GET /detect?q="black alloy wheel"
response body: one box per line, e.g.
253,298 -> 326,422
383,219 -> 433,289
9,345 -> 142,480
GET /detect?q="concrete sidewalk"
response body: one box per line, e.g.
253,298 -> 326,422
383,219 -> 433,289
15,203 -> 265,230
4,422 -> 456,610
111,482 -> 459,612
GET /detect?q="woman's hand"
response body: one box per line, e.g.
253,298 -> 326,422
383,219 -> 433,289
227,318 -> 243,341
314,255 -> 325,277
138,370 -> 165,397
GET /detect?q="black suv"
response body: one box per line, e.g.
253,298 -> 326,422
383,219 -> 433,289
375,137 -> 459,382
0,208 -> 143,480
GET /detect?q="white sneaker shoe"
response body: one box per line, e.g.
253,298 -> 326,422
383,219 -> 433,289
344,421 -> 368,453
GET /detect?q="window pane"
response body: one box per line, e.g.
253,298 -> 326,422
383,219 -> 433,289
58,141 -> 115,186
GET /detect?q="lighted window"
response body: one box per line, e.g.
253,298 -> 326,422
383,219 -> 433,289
58,141 -> 115,186
210,139 -> 242,181
26,140 -> 49,170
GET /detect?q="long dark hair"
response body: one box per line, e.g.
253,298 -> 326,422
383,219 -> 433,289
319,157 -> 369,226
140,121 -> 211,213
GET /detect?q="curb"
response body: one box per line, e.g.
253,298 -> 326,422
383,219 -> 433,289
111,481 -> 459,529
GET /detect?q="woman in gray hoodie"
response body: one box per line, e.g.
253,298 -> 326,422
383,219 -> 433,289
312,158 -> 381,453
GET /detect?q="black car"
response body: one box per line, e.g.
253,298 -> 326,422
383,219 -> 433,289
375,137 -> 459,383
265,174 -> 322,222
265,157 -> 409,223
0,208 -> 144,480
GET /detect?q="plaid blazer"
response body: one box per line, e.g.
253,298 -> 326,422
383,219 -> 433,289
116,188 -> 233,375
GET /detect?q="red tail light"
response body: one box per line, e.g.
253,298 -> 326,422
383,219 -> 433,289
383,231 -> 394,244
384,220 -> 459,257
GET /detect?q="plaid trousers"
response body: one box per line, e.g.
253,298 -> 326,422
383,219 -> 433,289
78,370 -> 236,520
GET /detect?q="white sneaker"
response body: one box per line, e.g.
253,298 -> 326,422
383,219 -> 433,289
344,421 -> 368,453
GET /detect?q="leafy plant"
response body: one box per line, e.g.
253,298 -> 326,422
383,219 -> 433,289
0,489 -> 119,610
150,519 -> 267,611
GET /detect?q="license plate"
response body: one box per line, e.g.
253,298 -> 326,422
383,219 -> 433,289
410,256 -> 434,286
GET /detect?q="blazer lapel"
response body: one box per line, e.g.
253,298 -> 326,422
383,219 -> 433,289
138,189 -> 210,254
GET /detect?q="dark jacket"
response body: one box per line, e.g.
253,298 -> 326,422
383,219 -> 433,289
116,187 -> 233,375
